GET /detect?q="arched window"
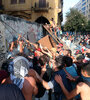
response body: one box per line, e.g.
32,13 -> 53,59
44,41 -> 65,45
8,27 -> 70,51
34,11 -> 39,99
11,0 -> 17,4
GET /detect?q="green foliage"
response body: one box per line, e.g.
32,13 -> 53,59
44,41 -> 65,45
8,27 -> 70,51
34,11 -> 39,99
86,20 -> 90,32
64,8 -> 88,32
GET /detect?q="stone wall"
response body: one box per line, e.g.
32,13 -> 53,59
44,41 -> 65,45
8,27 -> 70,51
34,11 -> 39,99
0,14 -> 43,43
0,14 -> 43,67
0,21 -> 6,68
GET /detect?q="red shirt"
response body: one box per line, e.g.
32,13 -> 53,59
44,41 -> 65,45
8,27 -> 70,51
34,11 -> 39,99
34,48 -> 42,57
67,32 -> 69,36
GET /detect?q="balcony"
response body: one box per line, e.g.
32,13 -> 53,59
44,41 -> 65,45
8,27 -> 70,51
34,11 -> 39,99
33,2 -> 50,12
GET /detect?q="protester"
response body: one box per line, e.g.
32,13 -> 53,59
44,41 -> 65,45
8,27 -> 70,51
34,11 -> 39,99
0,84 -> 25,100
83,53 -> 90,63
50,18 -> 56,31
55,61 -> 90,100
1,55 -> 38,100
9,35 -> 24,57
56,43 -> 64,56
49,18 -> 57,36
63,49 -> 75,60
32,55 -> 50,100
30,56 -> 74,100
1,26 -> 90,100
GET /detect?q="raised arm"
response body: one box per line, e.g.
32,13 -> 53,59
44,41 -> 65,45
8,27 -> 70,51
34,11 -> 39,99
10,42 -> 14,51
41,47 -> 52,58
28,69 -> 52,90
19,41 -> 23,53
22,36 -> 38,49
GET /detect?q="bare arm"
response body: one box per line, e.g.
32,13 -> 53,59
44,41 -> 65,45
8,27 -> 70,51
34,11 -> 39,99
17,34 -> 21,41
83,49 -> 90,53
10,42 -> 14,51
41,47 -> 52,58
40,78 -> 51,90
22,37 -> 38,49
19,41 -> 23,53
28,69 -> 51,90
55,75 -> 80,100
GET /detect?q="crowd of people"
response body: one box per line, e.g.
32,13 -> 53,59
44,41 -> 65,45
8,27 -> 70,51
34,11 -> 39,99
0,18 -> 90,100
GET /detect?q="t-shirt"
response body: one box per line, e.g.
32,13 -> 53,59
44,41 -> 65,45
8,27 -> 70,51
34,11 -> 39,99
0,84 -> 25,100
65,64 -> 80,99
65,64 -> 78,77
48,69 -> 72,100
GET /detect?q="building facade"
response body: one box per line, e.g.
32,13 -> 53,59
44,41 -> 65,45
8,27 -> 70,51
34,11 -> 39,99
0,0 -> 63,25
74,0 -> 90,20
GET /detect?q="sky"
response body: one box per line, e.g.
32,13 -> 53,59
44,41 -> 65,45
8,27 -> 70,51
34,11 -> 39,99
62,0 -> 80,24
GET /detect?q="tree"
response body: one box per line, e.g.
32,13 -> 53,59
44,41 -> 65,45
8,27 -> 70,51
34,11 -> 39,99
64,8 -> 87,32
86,20 -> 90,32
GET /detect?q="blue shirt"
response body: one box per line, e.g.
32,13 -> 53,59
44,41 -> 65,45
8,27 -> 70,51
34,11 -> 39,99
65,64 -> 80,99
65,64 -> 78,77
50,69 -> 72,100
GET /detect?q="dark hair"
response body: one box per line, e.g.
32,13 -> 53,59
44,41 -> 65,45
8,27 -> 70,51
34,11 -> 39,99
51,18 -> 54,21
55,55 -> 64,70
81,61 -> 90,76
13,36 -> 17,42
76,54 -> 85,60
35,42 -> 40,47
86,53 -> 90,58
38,55 -> 50,66
16,53 -> 31,61
19,38 -> 24,42
1,59 -> 12,75
66,49 -> 72,56
62,56 -> 73,67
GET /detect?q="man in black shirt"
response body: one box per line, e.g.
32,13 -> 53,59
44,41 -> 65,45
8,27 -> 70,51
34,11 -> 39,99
0,84 -> 25,100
